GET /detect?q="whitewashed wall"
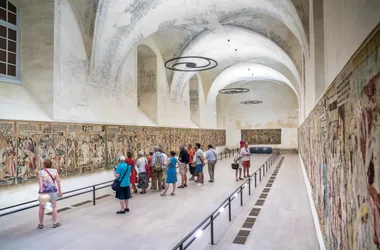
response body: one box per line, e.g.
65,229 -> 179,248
217,81 -> 299,148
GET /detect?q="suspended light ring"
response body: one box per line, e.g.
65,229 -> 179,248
165,56 -> 218,72
218,88 -> 250,95
240,100 -> 263,105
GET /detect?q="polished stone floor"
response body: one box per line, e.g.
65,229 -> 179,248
0,154 -> 318,250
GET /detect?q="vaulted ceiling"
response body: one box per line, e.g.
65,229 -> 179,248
58,0 -> 310,106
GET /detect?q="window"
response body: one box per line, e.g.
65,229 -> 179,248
0,0 -> 18,83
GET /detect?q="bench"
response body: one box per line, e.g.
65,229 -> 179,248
249,147 -> 273,154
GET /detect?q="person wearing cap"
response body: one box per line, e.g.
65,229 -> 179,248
113,156 -> 132,214
240,140 -> 251,178
136,151 -> 149,194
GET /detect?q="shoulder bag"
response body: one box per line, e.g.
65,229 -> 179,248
211,150 -> 218,163
112,165 -> 129,191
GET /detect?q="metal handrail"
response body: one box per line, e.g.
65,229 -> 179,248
172,149 -> 281,250
0,149 -> 237,217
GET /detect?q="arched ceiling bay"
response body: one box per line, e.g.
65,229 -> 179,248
90,0 -> 309,84
206,63 -> 299,105
151,15 -> 303,85
169,25 -> 301,102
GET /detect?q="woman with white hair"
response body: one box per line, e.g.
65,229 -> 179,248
136,151 -> 149,194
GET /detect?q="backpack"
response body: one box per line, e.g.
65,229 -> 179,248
153,153 -> 163,171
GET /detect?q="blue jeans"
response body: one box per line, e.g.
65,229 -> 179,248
196,164 -> 203,173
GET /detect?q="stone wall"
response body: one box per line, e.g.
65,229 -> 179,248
0,120 -> 225,187
299,24 -> 380,250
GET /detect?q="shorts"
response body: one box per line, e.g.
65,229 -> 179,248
179,162 -> 187,175
115,186 -> 130,200
242,161 -> 250,168
196,164 -> 203,173
38,192 -> 58,202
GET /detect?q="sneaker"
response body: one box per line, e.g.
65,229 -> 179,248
197,183 -> 203,187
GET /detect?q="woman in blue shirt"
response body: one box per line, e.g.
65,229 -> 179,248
113,156 -> 132,214
161,151 -> 178,196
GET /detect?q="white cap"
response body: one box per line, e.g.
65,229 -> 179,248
119,156 -> 125,161
138,151 -> 144,156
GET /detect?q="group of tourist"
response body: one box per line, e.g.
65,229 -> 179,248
112,143 -> 219,214
112,141 -> 251,214
35,141 -> 251,227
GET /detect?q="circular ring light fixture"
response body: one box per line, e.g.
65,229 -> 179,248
218,88 -> 250,94
164,56 -> 218,72
240,100 -> 263,105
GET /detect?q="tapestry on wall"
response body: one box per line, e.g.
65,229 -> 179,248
299,24 -> 380,250
241,129 -> 281,145
0,121 -> 16,186
170,128 -> 200,153
0,122 -> 225,187
199,129 -> 226,149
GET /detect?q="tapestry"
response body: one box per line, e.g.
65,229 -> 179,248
67,124 -> 106,175
199,129 -> 226,149
170,128 -> 200,153
299,24 -> 380,250
0,121 -> 16,186
0,121 -> 225,187
241,129 -> 281,144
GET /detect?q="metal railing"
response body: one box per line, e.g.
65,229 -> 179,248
0,180 -> 113,217
0,149 -> 237,217
172,149 -> 281,250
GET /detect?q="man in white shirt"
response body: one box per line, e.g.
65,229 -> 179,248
159,146 -> 169,189
205,144 -> 217,182
240,141 -> 251,178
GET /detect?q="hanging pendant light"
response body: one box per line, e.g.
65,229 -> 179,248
218,42 -> 249,94
164,0 -> 217,72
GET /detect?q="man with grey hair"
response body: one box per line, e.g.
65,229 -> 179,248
151,146 -> 165,191
178,143 -> 189,188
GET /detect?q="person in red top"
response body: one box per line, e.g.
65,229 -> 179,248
147,152 -> 153,187
125,151 -> 137,197
188,144 -> 196,181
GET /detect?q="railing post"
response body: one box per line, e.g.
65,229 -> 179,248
259,168 -> 261,181
228,197 -> 232,221
180,243 -> 183,250
240,186 -> 243,206
248,178 -> 251,195
93,186 -> 96,205
210,215 -> 214,245
263,166 -> 265,177
254,173 -> 257,187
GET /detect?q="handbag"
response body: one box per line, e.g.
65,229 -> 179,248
112,165 -> 129,191
231,163 -> 239,170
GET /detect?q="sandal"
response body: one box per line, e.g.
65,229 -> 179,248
160,193 -> 166,196
37,224 -> 44,229
178,185 -> 184,188
116,210 -> 125,214
170,193 -> 175,196
53,223 -> 61,228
